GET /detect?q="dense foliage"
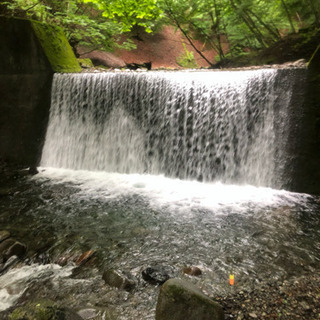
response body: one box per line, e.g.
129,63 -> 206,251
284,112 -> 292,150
159,0 -> 320,63
0,0 -> 138,52
1,0 -> 319,64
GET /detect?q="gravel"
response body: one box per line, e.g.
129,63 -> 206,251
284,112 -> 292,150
216,272 -> 320,319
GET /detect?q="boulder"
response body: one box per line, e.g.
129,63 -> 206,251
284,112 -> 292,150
156,278 -> 225,320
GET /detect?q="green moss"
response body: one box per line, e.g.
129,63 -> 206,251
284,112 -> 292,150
32,21 -> 81,73
78,58 -> 94,68
10,300 -> 59,320
9,300 -> 81,320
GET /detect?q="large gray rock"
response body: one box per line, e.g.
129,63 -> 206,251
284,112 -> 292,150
156,279 -> 224,320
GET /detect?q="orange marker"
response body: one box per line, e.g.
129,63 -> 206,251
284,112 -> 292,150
229,274 -> 234,286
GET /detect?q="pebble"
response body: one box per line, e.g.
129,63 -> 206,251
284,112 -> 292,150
249,312 -> 258,318
218,271 -> 320,320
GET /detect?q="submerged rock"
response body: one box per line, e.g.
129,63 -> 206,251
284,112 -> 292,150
142,266 -> 173,285
182,266 -> 202,276
9,300 -> 83,320
77,308 -> 98,319
102,269 -> 136,291
156,278 -> 225,320
75,250 -> 95,266
77,308 -> 117,320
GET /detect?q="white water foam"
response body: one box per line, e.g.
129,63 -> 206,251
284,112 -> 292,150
36,167 -> 311,217
0,264 -> 73,312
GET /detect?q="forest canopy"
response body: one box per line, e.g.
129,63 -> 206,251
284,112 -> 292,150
1,0 -> 319,64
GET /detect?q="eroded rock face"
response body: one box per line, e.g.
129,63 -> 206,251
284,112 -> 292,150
156,278 -> 225,320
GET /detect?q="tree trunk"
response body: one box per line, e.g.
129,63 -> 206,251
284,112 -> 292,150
307,0 -> 320,27
229,0 -> 267,48
163,0 -> 214,66
280,0 -> 296,33
212,0 -> 225,61
246,8 -> 280,41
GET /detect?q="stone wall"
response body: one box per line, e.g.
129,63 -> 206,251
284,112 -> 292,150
0,17 -> 80,167
291,51 -> 320,194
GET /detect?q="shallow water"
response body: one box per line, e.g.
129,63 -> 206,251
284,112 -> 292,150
1,168 -> 320,318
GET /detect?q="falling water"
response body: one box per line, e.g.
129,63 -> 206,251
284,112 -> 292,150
41,70 -> 282,187
2,70 -> 320,320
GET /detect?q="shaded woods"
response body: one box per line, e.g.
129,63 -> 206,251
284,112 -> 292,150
1,0 -> 319,65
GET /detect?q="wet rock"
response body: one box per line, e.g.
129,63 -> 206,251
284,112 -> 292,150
28,166 -> 39,175
36,252 -> 51,265
77,308 -> 117,320
156,278 -> 225,320
78,58 -> 94,69
126,62 -> 152,70
142,266 -> 173,285
182,266 -> 202,276
3,241 -> 27,260
0,238 -> 16,255
0,255 -> 19,273
77,308 -> 98,319
0,230 -> 10,243
283,59 -> 307,68
57,254 -> 71,266
102,269 -> 136,291
9,300 -> 83,320
75,250 -> 95,266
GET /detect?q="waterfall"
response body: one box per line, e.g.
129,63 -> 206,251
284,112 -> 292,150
41,70 -> 287,187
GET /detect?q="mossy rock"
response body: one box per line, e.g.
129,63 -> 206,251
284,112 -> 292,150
156,278 -> 225,320
9,300 -> 82,320
32,21 -> 81,73
78,58 -> 94,68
